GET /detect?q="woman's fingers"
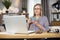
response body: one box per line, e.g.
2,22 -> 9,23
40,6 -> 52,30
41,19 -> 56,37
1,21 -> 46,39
27,19 -> 32,24
32,20 -> 38,24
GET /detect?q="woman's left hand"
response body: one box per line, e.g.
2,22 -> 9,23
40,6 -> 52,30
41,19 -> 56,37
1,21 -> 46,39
32,20 -> 45,31
32,20 -> 38,25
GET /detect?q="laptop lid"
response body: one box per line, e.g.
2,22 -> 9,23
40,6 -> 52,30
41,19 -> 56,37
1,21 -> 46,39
3,15 -> 28,33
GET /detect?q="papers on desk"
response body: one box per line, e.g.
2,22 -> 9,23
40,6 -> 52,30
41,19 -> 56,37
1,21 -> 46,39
28,30 -> 35,33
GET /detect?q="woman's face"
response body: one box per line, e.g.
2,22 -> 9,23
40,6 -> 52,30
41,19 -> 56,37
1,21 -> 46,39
34,5 -> 41,15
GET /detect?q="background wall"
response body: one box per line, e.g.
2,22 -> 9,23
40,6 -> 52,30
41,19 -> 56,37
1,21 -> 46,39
0,0 -> 4,10
11,0 -> 22,12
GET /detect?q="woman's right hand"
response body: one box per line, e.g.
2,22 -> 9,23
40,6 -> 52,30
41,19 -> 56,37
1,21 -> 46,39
27,19 -> 32,24
27,19 -> 32,30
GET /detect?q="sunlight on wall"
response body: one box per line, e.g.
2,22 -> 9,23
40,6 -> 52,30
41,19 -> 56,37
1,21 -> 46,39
27,0 -> 41,17
14,0 -> 20,8
11,0 -> 20,8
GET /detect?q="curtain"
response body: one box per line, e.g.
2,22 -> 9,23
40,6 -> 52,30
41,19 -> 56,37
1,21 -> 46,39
41,0 -> 50,24
0,14 -> 3,26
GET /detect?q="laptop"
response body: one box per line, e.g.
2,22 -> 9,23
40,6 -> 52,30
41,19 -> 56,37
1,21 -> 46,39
3,15 -> 34,34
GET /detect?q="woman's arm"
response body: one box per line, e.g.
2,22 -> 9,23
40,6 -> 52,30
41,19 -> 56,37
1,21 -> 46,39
43,16 -> 49,31
32,16 -> 49,31
27,19 -> 32,30
32,20 -> 45,31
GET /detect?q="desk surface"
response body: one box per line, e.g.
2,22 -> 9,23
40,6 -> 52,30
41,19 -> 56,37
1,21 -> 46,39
0,32 -> 60,38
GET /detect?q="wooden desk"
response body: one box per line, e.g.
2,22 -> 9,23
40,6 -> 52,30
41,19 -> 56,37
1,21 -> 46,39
0,32 -> 60,39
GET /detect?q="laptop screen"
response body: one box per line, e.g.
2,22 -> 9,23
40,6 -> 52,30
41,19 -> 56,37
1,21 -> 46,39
3,15 -> 28,33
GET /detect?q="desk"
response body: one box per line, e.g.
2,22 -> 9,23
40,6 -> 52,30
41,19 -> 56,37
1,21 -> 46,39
0,32 -> 60,39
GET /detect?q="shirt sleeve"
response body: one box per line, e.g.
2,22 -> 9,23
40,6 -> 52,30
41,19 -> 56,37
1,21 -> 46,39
43,16 -> 50,31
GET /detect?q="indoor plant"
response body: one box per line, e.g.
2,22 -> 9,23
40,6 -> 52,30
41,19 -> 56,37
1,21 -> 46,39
2,0 -> 11,13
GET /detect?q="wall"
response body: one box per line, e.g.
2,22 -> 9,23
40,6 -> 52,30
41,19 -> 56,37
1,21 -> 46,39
0,0 -> 4,10
11,0 -> 22,12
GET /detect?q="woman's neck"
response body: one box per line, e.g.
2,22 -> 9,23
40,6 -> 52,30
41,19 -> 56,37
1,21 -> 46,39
35,15 -> 40,20
35,15 -> 40,17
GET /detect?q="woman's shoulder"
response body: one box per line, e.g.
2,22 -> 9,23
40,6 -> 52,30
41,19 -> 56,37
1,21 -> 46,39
39,16 -> 48,20
41,16 -> 47,18
42,16 -> 48,19
42,16 -> 48,21
38,16 -> 47,19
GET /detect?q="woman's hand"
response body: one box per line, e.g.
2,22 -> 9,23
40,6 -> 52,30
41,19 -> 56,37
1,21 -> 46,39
27,19 -> 32,24
32,20 -> 45,31
32,20 -> 38,25
27,19 -> 32,30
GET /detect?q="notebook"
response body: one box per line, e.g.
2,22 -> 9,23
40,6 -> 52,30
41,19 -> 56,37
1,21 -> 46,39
3,15 -> 34,34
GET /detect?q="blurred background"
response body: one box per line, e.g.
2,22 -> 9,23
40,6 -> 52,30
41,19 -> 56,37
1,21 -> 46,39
0,0 -> 60,27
